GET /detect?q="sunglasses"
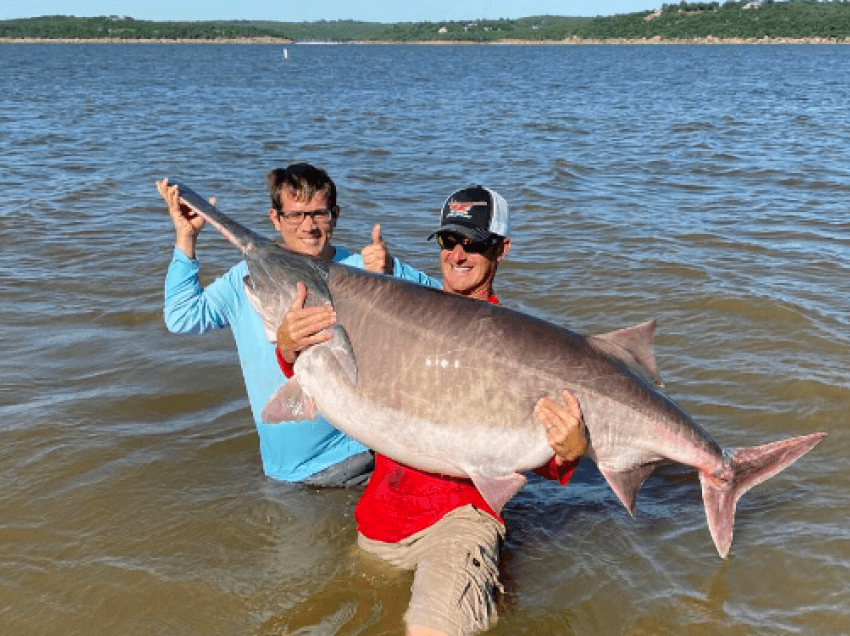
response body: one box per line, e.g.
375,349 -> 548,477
436,233 -> 499,255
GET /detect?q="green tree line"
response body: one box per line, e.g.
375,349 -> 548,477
591,0 -> 850,39
2,3 -> 850,42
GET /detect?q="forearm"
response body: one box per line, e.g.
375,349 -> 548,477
174,232 -> 198,260
276,347 -> 295,378
391,257 -> 441,288
534,456 -> 581,486
163,249 -> 233,334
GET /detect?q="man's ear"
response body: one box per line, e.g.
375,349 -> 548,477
269,208 -> 281,229
497,238 -> 512,262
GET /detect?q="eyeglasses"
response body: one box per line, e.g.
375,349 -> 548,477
278,206 -> 338,225
436,232 -> 499,255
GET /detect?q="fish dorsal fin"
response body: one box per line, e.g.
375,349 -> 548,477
588,320 -> 664,387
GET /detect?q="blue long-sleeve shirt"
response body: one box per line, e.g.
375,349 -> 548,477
164,245 -> 439,482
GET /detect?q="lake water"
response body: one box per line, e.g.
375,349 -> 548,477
1,42 -> 848,635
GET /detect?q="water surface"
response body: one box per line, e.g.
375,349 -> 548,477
0,42 -> 848,635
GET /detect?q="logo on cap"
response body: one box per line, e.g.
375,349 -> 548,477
447,201 -> 487,219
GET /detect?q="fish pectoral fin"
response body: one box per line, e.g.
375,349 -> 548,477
469,472 -> 527,516
598,463 -> 658,516
588,320 -> 664,387
261,380 -> 317,423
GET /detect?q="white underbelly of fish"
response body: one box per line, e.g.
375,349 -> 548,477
296,349 -> 552,479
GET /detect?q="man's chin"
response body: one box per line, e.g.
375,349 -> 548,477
295,239 -> 326,258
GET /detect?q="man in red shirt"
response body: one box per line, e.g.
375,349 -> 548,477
277,186 -> 587,635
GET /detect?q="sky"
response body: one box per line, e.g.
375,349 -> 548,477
1,1 -> 659,23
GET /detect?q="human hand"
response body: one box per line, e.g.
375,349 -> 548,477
276,281 -> 336,363
535,389 -> 588,465
361,223 -> 393,274
156,177 -> 205,257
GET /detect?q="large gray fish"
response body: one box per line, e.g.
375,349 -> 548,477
171,180 -> 825,558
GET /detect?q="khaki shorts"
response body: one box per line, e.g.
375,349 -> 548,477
357,505 -> 506,636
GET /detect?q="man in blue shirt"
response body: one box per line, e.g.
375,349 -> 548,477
157,163 -> 438,486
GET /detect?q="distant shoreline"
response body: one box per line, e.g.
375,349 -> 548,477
2,36 -> 849,45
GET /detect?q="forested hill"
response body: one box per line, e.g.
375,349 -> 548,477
3,2 -> 850,42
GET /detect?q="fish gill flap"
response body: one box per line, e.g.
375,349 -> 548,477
261,327 -> 358,424
324,325 -> 358,386
587,319 -> 664,387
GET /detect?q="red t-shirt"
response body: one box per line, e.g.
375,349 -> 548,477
356,452 -> 578,542
276,293 -> 581,543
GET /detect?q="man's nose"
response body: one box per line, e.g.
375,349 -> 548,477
299,213 -> 318,228
451,244 -> 467,259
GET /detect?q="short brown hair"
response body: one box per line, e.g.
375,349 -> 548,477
267,163 -> 337,213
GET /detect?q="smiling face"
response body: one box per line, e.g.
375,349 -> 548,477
438,233 -> 511,301
269,189 -> 337,260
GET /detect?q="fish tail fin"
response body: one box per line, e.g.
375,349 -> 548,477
700,432 -> 826,558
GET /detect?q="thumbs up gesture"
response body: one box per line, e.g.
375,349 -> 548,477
361,223 -> 393,274
276,282 -> 335,364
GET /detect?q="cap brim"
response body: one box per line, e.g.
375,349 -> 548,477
427,223 -> 493,242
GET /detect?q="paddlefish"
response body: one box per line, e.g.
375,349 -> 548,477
170,180 -> 825,558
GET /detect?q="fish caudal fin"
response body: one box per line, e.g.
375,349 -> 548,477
700,432 -> 826,558
261,380 -> 317,423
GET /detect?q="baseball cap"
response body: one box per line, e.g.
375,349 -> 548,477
427,185 -> 510,243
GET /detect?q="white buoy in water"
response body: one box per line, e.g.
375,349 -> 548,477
283,48 -> 289,59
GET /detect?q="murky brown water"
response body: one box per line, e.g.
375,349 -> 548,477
1,42 -> 848,635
